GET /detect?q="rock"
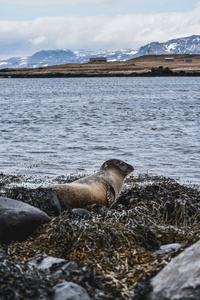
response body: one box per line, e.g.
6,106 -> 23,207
29,256 -> 66,271
28,255 -> 103,299
72,208 -> 92,219
151,66 -> 174,76
0,257 -> 54,299
0,197 -> 50,243
53,282 -> 91,300
4,187 -> 63,216
148,240 -> 200,300
154,243 -> 186,255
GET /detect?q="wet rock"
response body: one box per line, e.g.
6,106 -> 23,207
72,208 -> 93,219
28,255 -> 105,299
0,197 -> 50,243
148,240 -> 200,300
4,187 -> 65,216
53,282 -> 91,300
0,253 -> 105,299
151,66 -> 174,76
30,257 -> 92,299
29,256 -> 66,271
132,271 -> 157,300
154,243 -> 186,255
0,257 -> 54,299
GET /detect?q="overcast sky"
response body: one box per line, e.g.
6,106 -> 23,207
0,0 -> 200,59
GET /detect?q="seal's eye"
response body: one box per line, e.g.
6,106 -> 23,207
118,161 -> 126,168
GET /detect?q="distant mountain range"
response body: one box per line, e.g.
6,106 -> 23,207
0,35 -> 200,69
0,49 -> 138,69
138,35 -> 200,56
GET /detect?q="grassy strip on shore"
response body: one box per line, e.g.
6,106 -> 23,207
1,54 -> 200,78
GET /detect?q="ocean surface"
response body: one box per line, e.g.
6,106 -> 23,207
0,77 -> 199,186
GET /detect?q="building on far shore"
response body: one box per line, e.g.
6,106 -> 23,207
184,59 -> 192,63
89,57 -> 107,62
146,50 -> 152,55
165,57 -> 174,62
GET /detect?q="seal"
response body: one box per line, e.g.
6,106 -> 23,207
47,159 -> 134,208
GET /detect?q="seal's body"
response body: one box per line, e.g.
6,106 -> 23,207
48,159 -> 134,208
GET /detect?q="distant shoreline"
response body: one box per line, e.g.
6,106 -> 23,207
1,71 -> 200,78
1,54 -> 200,78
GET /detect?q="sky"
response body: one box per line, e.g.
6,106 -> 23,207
0,0 -> 200,59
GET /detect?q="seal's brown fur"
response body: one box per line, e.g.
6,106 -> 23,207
48,159 -> 134,208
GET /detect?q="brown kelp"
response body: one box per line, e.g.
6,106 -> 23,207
1,174 -> 198,299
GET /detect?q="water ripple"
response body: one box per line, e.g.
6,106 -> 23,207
0,77 -> 199,186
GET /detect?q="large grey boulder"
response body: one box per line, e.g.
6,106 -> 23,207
149,240 -> 200,300
53,282 -> 91,300
0,196 -> 50,242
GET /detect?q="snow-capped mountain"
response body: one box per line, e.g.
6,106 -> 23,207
137,35 -> 200,56
0,49 -> 138,69
0,35 -> 200,69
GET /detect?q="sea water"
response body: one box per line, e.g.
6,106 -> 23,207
0,77 -> 199,185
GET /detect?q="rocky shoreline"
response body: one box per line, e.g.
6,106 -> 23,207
0,173 -> 200,299
1,67 -> 200,78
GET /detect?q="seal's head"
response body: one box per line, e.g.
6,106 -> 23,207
100,159 -> 134,177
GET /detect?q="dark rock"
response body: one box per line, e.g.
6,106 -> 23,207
0,257 -> 54,299
28,255 -> 105,299
30,257 -> 91,299
53,282 -> 91,300
132,271 -> 157,300
0,197 -> 50,243
4,187 -> 64,216
151,66 -> 174,76
72,208 -> 93,219
148,240 -> 200,300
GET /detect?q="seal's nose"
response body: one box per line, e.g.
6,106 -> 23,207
129,164 -> 134,173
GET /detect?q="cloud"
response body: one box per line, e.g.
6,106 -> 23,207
28,36 -> 47,46
0,6 -> 200,59
0,0 -> 127,4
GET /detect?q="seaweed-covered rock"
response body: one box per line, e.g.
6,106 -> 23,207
9,206 -> 199,298
148,239 -> 200,300
118,179 -> 200,227
28,255 -> 104,298
0,197 -> 50,243
29,257 -> 92,299
3,187 -> 65,216
1,174 -> 200,299
0,257 -> 54,299
0,253 -> 107,299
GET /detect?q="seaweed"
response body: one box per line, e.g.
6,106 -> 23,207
1,174 -> 200,299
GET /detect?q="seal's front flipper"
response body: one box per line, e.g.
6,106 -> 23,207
106,185 -> 115,206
